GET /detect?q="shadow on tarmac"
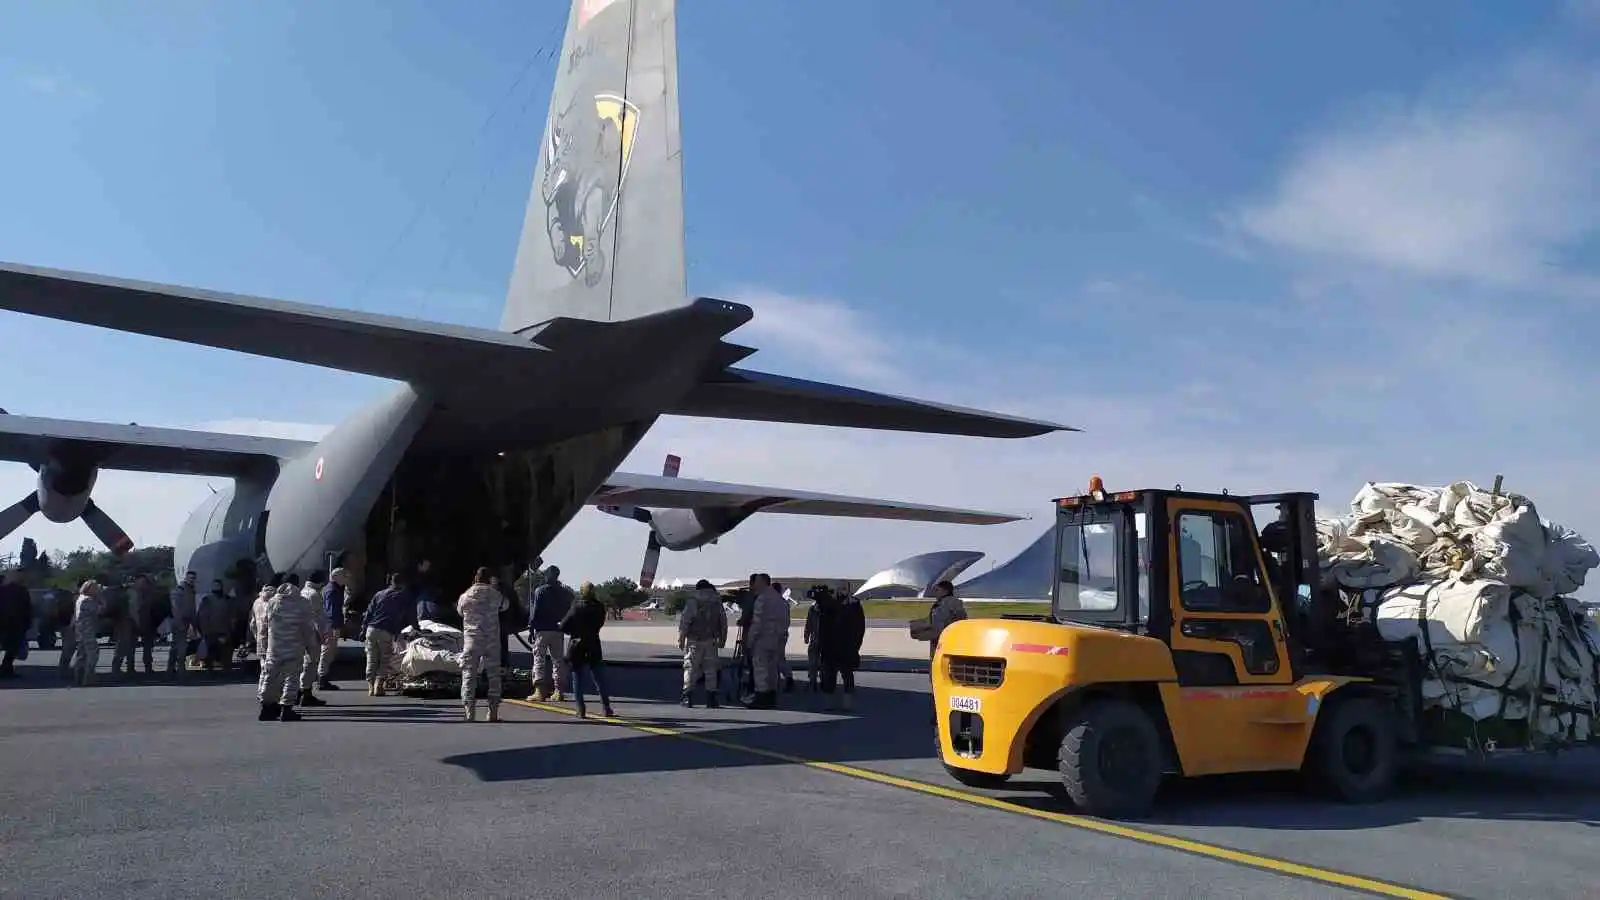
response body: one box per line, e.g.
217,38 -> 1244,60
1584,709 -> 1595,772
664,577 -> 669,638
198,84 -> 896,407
441,664 -> 940,782
15,641 -> 1599,830
988,755 -> 1600,830
442,664 -> 1600,831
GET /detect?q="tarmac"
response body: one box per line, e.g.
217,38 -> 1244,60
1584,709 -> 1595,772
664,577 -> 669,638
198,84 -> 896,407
1,639 -> 1596,900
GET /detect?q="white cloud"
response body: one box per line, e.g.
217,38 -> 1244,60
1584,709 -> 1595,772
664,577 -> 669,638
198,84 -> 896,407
1230,52 -> 1600,296
19,73 -> 94,100
728,287 -> 903,386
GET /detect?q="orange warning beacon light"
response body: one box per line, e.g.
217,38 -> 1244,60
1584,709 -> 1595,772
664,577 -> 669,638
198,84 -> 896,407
1087,474 -> 1107,502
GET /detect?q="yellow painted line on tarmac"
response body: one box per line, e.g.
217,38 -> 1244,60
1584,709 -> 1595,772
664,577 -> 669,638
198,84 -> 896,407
504,698 -> 1451,900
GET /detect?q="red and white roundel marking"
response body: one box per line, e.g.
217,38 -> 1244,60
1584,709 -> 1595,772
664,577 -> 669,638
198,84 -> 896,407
314,457 -> 325,481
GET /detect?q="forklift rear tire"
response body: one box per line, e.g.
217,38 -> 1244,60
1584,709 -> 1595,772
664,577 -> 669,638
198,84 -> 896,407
1056,698 -> 1164,818
1303,695 -> 1398,804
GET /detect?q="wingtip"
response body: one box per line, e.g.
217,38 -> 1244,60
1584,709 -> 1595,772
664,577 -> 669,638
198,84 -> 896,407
691,296 -> 755,326
990,418 -> 1079,439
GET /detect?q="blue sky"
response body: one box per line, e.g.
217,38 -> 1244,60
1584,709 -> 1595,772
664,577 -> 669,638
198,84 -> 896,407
2,0 -> 1599,589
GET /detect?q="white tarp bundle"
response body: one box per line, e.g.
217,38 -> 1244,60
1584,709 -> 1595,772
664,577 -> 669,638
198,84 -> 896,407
397,620 -> 463,677
1318,481 -> 1600,741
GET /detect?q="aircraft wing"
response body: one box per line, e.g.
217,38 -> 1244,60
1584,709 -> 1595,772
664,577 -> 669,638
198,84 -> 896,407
0,262 -> 546,384
668,367 -> 1074,439
0,412 -> 313,477
591,471 -> 1025,525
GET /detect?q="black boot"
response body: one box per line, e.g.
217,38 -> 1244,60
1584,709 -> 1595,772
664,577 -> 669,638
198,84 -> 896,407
299,689 -> 327,707
681,690 -> 694,708
784,674 -> 796,693
704,679 -> 719,709
278,705 -> 302,722
318,679 -> 340,691
258,702 -> 280,721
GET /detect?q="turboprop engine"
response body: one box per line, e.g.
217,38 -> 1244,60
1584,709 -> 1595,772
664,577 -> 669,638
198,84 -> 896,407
0,408 -> 135,555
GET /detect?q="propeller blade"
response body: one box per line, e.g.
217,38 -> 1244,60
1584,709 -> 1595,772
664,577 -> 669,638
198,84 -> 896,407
640,531 -> 662,591
80,499 -> 134,557
0,493 -> 40,543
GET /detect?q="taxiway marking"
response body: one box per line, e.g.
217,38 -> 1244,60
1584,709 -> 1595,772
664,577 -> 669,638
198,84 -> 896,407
503,698 -> 1452,900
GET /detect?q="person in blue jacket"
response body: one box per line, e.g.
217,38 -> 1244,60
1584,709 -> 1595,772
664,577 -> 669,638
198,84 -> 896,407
527,567 -> 574,701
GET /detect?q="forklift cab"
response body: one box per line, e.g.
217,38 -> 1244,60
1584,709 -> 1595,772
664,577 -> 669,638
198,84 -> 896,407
1050,479 -> 1320,687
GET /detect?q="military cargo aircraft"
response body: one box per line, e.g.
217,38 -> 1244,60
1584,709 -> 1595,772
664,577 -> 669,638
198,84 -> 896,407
0,0 -> 1068,594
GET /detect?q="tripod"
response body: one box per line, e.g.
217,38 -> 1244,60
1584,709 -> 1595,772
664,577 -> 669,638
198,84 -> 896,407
722,629 -> 755,706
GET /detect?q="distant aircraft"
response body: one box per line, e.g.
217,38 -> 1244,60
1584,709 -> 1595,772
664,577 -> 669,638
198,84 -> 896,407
597,452 -> 876,590
0,0 -> 1068,594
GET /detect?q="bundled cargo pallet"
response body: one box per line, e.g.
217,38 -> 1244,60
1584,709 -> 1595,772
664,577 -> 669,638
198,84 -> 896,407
398,620 -> 465,678
1317,480 -> 1600,748
397,668 -> 534,700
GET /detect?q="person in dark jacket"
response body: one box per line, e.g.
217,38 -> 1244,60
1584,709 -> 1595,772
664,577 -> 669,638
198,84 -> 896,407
559,582 -> 614,719
315,568 -> 349,691
528,567 -> 574,701
0,569 -> 32,677
105,580 -> 136,675
413,558 -> 458,627
815,589 -> 867,712
362,573 -> 416,696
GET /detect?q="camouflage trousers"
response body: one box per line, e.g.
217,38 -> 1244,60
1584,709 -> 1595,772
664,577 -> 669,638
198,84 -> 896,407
682,640 -> 719,691
166,620 -> 192,674
460,640 -> 502,707
300,629 -> 323,692
258,650 -> 303,706
364,627 -> 397,681
751,645 -> 784,694
531,630 -> 569,693
73,625 -> 99,685
315,626 -> 339,683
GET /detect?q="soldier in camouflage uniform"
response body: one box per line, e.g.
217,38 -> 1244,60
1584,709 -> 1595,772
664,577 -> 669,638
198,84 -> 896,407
258,583 -> 315,722
167,571 -> 198,676
249,574 -> 282,659
744,573 -> 790,709
72,581 -> 104,687
456,567 -> 504,723
678,579 -> 727,708
296,571 -> 329,708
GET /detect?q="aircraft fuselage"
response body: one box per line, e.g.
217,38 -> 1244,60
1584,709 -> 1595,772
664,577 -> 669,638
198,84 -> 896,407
172,379 -> 663,600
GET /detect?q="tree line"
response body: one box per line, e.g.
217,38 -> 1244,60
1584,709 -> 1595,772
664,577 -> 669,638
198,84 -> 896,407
3,539 -> 177,592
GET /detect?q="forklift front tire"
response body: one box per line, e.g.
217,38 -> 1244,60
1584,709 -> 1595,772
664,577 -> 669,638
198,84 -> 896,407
1055,698 -> 1164,818
1303,695 -> 1399,804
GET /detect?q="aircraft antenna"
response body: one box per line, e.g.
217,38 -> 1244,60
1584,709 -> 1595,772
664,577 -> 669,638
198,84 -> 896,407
348,10 -> 568,310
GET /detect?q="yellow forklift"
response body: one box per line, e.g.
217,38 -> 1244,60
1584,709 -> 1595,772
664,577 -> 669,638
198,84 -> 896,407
931,476 -> 1564,818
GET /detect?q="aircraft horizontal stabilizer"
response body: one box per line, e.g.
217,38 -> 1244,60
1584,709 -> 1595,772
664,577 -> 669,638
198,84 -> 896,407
0,413 -> 313,477
667,368 -> 1073,439
593,471 -> 1026,525
0,263 -> 546,385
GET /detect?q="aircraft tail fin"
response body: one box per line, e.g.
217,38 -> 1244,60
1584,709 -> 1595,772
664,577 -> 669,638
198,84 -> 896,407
501,0 -> 686,333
